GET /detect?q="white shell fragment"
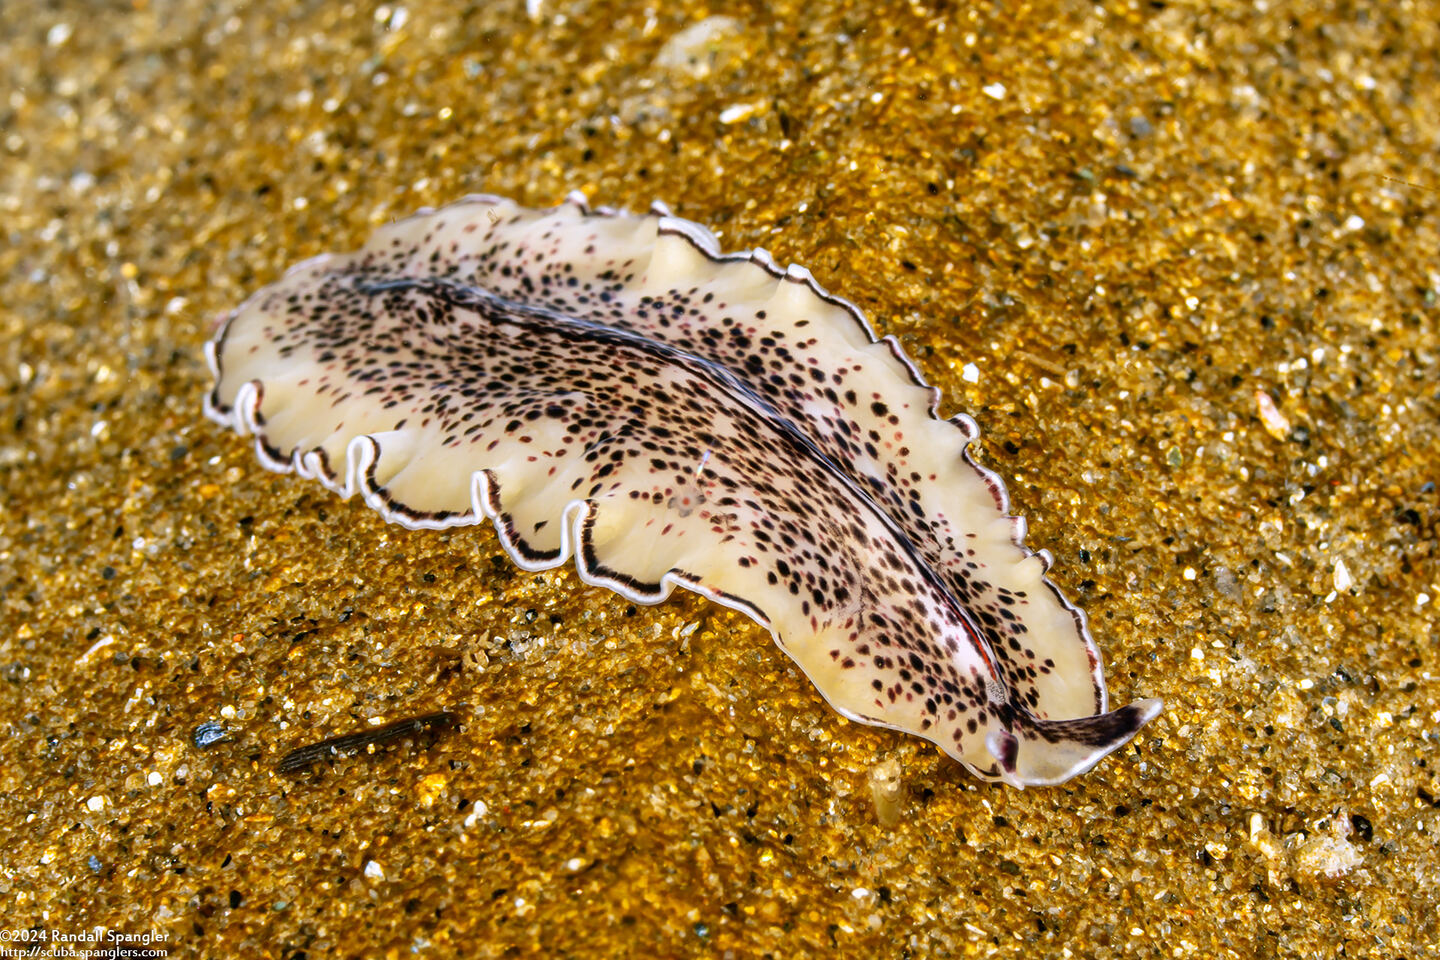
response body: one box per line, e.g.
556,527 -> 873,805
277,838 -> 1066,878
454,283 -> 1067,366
204,193 -> 1161,787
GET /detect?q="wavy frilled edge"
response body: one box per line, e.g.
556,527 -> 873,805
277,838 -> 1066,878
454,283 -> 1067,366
204,192 -> 1156,785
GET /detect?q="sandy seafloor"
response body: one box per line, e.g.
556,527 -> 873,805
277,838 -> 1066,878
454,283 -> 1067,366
1,0 -> 1437,956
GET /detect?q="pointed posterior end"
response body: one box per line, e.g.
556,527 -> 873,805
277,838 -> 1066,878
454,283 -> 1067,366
1015,697 -> 1163,787
1128,697 -> 1165,728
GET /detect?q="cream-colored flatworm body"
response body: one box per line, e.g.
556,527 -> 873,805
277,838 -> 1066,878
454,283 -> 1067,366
205,193 -> 1161,787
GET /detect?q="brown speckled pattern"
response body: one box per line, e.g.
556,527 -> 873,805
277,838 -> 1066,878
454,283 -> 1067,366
206,195 -> 1160,785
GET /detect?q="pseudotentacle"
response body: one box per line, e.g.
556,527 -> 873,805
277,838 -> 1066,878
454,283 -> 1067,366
204,193 -> 1161,787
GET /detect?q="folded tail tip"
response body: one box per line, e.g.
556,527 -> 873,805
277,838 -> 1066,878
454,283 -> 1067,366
1131,697 -> 1165,727
1012,696 -> 1164,787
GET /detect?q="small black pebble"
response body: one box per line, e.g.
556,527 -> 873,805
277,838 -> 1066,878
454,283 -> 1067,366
193,721 -> 232,750
229,889 -> 243,909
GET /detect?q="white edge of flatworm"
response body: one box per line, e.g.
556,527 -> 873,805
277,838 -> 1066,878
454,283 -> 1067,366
203,192 -> 1138,783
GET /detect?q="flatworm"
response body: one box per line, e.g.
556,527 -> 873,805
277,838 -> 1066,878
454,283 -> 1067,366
204,193 -> 1161,787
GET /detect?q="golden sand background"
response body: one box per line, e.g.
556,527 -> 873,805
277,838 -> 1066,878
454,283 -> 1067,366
1,1 -> 1436,955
